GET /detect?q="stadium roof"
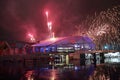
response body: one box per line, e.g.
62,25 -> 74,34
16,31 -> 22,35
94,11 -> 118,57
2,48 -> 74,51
32,36 -> 95,49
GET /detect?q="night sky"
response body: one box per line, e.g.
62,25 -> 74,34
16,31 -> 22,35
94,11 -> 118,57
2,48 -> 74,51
0,0 -> 120,41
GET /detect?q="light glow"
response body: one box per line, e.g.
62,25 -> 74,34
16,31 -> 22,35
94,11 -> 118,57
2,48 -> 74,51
28,33 -> 36,42
50,70 -> 56,80
45,10 -> 56,39
50,32 -> 56,41
45,11 -> 48,18
28,33 -> 33,38
47,22 -> 52,30
50,37 -> 56,41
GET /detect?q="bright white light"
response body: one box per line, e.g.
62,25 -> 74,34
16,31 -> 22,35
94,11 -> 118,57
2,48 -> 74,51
105,58 -> 120,63
104,45 -> 108,49
105,52 -> 120,57
74,44 -> 78,48
28,33 -> 33,37
47,22 -> 52,32
97,31 -> 106,36
28,33 -> 36,42
45,11 -> 48,18
50,37 -> 56,41
49,32 -> 56,41
81,45 -> 84,48
47,22 -> 52,27
74,66 -> 78,70
50,70 -> 56,80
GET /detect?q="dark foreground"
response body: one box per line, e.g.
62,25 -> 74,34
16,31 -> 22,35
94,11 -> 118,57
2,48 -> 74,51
0,58 -> 120,80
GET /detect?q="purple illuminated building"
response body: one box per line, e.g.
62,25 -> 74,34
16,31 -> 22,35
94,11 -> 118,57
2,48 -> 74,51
32,36 -> 95,53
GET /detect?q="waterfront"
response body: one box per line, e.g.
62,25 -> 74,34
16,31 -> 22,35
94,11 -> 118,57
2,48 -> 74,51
0,54 -> 120,80
0,0 -> 120,80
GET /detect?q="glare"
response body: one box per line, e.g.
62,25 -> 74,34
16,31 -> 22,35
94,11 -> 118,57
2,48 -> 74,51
45,11 -> 48,17
28,33 -> 33,37
51,76 -> 55,80
74,44 -> 78,48
50,70 -> 56,80
104,52 -> 120,57
25,71 -> 34,80
50,37 -> 56,41
27,33 -> 36,42
104,45 -> 108,49
74,66 -> 78,70
47,22 -> 52,27
47,22 -> 52,30
50,32 -> 56,41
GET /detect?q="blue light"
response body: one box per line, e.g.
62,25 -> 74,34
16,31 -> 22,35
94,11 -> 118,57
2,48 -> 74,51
104,45 -> 108,49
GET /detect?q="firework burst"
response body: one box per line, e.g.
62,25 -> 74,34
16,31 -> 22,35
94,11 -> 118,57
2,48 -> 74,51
86,5 -> 120,50
75,5 -> 120,50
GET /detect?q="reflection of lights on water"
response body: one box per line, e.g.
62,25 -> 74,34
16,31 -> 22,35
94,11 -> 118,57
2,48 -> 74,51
105,58 -> 120,63
28,77 -> 34,80
51,76 -> 55,80
50,70 -> 56,80
25,71 -> 34,80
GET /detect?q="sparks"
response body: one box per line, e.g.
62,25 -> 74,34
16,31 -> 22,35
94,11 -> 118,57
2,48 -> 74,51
28,33 -> 36,42
45,11 -> 48,18
45,10 -> 55,39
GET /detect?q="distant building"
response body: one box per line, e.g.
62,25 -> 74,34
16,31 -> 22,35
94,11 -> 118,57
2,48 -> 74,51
0,41 -> 32,55
32,36 -> 95,53
0,36 -> 95,55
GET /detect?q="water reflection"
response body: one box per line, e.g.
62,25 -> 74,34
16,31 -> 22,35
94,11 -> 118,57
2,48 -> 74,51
25,70 -> 34,80
0,54 -> 120,80
89,64 -> 120,80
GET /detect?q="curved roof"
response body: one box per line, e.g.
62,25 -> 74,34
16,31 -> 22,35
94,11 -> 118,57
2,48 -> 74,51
53,36 -> 93,45
32,36 -> 95,49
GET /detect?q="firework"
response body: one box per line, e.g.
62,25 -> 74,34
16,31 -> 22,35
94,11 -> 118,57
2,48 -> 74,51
86,5 -> 120,50
45,11 -> 48,19
74,5 -> 120,50
45,10 -> 54,38
28,33 -> 36,42
45,9 -> 56,40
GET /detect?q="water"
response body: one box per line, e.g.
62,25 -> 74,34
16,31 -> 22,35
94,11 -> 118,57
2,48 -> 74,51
0,56 -> 120,80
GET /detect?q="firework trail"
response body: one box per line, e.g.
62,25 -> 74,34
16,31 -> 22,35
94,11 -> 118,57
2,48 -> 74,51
86,5 -> 120,50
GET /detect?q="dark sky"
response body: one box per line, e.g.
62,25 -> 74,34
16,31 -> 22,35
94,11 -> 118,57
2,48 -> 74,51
0,0 -> 120,41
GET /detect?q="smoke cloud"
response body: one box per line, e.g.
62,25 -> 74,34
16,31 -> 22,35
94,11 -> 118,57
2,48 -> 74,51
0,0 -> 119,41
